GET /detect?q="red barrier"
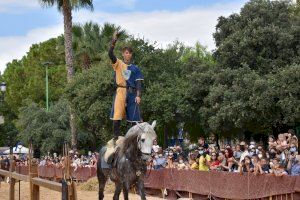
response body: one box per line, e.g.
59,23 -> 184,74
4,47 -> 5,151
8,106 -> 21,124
144,169 -> 300,199
14,166 -> 300,199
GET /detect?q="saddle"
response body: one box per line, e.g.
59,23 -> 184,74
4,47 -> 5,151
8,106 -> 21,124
104,136 -> 125,163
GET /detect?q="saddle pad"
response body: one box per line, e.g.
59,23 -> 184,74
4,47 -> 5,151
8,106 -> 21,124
103,136 -> 125,163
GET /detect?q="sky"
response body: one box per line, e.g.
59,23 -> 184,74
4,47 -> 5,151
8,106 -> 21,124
0,0 -> 249,73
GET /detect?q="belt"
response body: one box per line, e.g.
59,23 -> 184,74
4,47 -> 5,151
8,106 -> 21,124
116,85 -> 136,93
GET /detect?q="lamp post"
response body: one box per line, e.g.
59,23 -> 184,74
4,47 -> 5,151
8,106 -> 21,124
0,81 -> 6,92
0,82 -> 6,124
42,62 -> 53,111
0,82 -> 6,102
17,144 -> 23,200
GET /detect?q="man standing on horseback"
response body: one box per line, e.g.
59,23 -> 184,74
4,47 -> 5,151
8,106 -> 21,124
108,30 -> 144,142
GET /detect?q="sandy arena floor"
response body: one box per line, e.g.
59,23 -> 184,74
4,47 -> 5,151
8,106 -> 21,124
0,181 -> 162,200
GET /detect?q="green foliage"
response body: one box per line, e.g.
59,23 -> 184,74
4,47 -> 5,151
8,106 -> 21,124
213,0 -> 300,74
3,38 -> 67,115
17,99 -> 71,154
65,65 -> 112,148
0,121 -> 18,147
72,22 -> 128,70
39,0 -> 93,12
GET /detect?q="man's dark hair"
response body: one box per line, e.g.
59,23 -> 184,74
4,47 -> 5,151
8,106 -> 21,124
122,46 -> 133,53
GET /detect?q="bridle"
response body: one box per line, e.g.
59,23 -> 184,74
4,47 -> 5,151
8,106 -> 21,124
135,123 -> 154,178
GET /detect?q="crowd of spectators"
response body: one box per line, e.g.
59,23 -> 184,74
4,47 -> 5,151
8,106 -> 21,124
0,151 -> 98,172
148,129 -> 300,176
1,129 -> 299,178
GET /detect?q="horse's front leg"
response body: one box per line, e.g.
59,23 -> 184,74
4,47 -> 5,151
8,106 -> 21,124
137,178 -> 147,200
113,183 -> 122,200
122,182 -> 130,200
97,165 -> 109,200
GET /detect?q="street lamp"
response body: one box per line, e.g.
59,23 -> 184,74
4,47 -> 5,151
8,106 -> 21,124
0,82 -> 6,92
42,62 -> 53,111
0,82 -> 6,124
17,144 -> 23,200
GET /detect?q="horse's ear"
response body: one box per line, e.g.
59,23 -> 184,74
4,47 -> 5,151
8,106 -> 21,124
151,120 -> 157,129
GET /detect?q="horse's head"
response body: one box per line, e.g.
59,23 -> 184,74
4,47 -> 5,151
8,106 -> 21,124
125,121 -> 157,161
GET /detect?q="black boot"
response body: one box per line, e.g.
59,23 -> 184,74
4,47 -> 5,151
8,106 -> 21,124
113,120 -> 121,145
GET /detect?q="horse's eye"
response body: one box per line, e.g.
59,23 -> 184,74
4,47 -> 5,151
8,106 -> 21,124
141,139 -> 145,143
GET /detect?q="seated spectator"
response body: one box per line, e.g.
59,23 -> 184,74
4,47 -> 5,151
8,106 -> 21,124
217,152 -> 227,171
198,148 -> 211,171
209,152 -> 220,171
188,154 -> 198,170
153,153 -> 166,170
239,141 -> 249,162
177,156 -> 188,170
233,144 -> 242,161
166,155 -> 175,169
152,139 -> 160,153
224,147 -> 234,171
168,149 -> 176,161
271,158 -> 288,176
280,149 -> 290,166
268,135 -> 277,150
276,134 -> 288,151
198,137 -> 208,150
260,158 -> 271,174
289,136 -> 298,152
238,156 -> 254,173
287,154 -> 300,176
252,155 -> 263,175
268,148 -> 277,160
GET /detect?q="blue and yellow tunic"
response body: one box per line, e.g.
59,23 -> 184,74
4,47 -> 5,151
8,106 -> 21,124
110,58 -> 143,122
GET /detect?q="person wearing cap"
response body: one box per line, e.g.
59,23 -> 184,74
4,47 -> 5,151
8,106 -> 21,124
108,30 -> 144,142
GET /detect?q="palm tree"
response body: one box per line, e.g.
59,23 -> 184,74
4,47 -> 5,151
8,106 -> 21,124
72,22 -> 127,70
73,22 -> 102,70
39,0 -> 93,150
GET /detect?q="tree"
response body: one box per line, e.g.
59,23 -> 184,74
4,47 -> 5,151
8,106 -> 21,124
66,37 -> 215,146
3,38 -> 66,114
17,99 -> 71,154
213,0 -> 300,74
39,0 -> 94,150
72,22 -> 127,70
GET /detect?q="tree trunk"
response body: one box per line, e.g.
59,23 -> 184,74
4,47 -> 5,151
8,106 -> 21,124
63,0 -> 77,150
82,53 -> 91,70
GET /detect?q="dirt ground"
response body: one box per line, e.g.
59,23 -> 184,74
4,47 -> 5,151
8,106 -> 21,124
0,181 -> 162,200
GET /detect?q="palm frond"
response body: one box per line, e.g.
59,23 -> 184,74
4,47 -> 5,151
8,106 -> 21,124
71,0 -> 94,11
38,0 -> 56,8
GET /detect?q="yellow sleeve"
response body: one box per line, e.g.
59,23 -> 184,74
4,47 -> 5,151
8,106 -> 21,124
112,58 -> 121,71
206,155 -> 211,161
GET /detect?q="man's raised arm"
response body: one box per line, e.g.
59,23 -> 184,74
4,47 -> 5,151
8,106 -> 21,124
108,31 -> 119,64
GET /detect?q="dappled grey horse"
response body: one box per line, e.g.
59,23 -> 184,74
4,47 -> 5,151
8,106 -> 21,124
97,121 -> 157,200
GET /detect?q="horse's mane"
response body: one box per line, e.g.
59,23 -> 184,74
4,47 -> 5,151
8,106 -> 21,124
116,122 -> 156,162
121,133 -> 139,152
117,123 -> 148,160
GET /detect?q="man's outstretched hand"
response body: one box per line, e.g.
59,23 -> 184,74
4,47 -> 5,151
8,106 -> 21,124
111,30 -> 121,46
